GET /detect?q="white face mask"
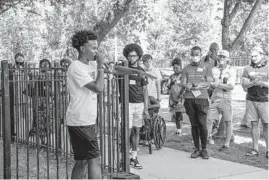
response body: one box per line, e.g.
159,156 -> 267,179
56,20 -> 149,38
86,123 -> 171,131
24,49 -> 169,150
219,59 -> 225,65
192,56 -> 200,63
251,52 -> 262,64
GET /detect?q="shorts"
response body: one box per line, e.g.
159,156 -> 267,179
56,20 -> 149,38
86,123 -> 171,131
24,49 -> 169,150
68,124 -> 100,160
246,100 -> 268,123
208,99 -> 232,122
129,103 -> 144,128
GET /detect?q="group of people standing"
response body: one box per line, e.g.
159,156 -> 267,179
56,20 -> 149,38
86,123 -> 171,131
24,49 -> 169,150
164,43 -> 268,160
9,53 -> 71,143
57,29 -> 268,179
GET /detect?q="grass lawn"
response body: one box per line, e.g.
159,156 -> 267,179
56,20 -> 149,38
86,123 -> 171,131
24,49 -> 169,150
164,125 -> 268,170
0,140 -> 74,179
160,90 -> 268,170
163,98 -> 269,170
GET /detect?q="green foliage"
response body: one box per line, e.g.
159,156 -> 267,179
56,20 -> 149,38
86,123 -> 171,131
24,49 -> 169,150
0,0 -> 267,66
0,0 -> 151,63
144,0 -> 218,66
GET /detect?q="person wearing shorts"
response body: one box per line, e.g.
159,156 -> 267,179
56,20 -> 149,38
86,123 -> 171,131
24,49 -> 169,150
242,46 -> 268,158
66,30 -> 105,179
207,50 -> 236,151
122,43 -> 149,169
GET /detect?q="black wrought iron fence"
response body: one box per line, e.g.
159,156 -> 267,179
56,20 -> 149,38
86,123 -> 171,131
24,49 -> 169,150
1,60 -> 137,179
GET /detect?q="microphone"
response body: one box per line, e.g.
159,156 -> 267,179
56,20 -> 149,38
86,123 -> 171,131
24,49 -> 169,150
104,62 -> 110,70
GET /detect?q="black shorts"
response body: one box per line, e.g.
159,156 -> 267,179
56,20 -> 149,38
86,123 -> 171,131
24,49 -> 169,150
68,124 -> 100,160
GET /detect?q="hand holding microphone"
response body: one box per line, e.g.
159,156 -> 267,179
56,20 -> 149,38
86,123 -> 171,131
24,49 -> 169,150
95,53 -> 106,69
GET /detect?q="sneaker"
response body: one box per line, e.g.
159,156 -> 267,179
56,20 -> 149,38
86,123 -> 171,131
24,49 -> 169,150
208,138 -> 214,145
201,149 -> 209,159
246,149 -> 259,157
219,145 -> 229,152
130,158 -> 143,169
191,149 -> 201,158
240,124 -> 250,128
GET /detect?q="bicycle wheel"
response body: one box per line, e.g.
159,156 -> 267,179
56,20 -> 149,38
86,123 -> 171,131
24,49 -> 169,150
153,116 -> 166,149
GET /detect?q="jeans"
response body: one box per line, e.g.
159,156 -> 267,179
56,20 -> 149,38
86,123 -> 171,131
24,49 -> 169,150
184,98 -> 209,150
175,112 -> 183,129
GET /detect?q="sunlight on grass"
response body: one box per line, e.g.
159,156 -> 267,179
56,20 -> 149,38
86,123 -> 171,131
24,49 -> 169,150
234,135 -> 266,147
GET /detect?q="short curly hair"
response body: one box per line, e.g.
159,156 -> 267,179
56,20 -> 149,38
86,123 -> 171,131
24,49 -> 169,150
71,30 -> 98,51
142,54 -> 153,63
123,43 -> 143,59
171,58 -> 182,67
60,58 -> 72,67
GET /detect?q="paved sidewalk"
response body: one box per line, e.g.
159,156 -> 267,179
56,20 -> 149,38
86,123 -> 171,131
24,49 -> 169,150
130,147 -> 268,179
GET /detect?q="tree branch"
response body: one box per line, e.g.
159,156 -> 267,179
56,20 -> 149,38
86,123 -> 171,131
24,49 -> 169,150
231,0 -> 263,49
222,0 -> 230,26
229,1 -> 241,21
0,0 -> 23,15
93,0 -> 134,43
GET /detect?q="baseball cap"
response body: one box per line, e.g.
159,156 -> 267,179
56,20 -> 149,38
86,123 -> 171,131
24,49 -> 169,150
218,50 -> 229,58
252,46 -> 264,54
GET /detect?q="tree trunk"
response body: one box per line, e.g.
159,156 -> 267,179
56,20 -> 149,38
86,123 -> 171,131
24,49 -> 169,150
221,0 -> 231,50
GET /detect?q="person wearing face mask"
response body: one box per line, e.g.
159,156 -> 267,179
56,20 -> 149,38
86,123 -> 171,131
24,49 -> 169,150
29,59 -> 54,143
242,46 -> 268,158
142,54 -> 162,102
9,52 -> 26,142
14,52 -> 25,68
181,46 -> 213,159
167,58 -> 185,136
207,50 -> 236,151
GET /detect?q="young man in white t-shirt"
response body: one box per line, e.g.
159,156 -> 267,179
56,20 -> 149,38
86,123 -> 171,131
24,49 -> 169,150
66,30 -> 105,179
142,54 -> 162,102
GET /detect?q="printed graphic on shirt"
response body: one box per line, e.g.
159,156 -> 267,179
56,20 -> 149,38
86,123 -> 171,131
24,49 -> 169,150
248,72 -> 268,82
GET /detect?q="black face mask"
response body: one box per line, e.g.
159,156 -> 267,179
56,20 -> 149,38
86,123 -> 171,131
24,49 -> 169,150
15,61 -> 24,67
250,60 -> 267,68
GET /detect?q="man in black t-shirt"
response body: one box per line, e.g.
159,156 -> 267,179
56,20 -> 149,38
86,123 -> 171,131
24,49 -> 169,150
242,46 -> 268,158
122,43 -> 149,169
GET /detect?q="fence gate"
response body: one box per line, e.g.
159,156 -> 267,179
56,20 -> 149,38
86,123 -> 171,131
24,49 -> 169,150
0,60 -> 139,179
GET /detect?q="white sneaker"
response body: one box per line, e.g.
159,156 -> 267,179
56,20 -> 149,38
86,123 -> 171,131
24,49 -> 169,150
208,138 -> 214,145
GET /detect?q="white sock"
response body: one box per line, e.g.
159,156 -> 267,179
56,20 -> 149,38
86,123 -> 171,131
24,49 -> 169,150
131,151 -> 137,159
177,129 -> 182,134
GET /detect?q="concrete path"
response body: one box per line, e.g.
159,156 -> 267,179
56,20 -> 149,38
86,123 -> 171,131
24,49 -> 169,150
130,147 -> 268,179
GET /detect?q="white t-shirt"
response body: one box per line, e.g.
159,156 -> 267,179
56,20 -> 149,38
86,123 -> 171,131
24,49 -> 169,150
211,65 -> 236,100
66,60 -> 98,126
146,67 -> 162,98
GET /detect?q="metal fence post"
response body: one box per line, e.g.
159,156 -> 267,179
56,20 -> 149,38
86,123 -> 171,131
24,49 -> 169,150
53,64 -> 61,179
121,61 -> 130,173
1,60 -> 11,179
